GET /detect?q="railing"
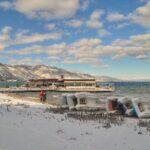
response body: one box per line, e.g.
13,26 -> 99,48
0,85 -> 115,92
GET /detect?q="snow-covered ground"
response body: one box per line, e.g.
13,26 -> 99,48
0,93 -> 150,150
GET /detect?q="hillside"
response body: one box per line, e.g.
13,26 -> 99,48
0,63 -> 118,82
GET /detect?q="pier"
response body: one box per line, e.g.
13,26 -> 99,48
0,86 -> 114,93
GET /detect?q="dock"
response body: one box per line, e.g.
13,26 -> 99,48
0,86 -> 115,93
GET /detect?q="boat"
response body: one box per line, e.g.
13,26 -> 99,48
75,93 -> 106,111
60,93 -> 78,110
106,97 -> 119,114
28,77 -> 115,93
131,98 -> 150,118
60,94 -> 69,109
106,97 -> 132,115
119,97 -> 150,118
60,93 -> 106,111
0,76 -> 115,93
119,97 -> 136,117
66,94 -> 77,110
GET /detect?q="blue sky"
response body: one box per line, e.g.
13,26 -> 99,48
0,0 -> 150,80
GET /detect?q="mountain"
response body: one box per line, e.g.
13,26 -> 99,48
0,63 -> 118,82
95,76 -> 120,82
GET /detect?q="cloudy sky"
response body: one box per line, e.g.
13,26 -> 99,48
0,0 -> 150,80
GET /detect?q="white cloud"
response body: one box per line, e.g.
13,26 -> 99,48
98,29 -> 110,37
63,58 -> 77,64
139,0 -> 150,2
130,33 -> 150,42
128,2 -> 150,28
64,10 -> 110,36
0,26 -> 12,41
45,23 -> 56,30
65,19 -> 83,28
0,26 -> 61,48
8,57 -> 44,65
2,33 -> 150,67
0,44 -> 4,51
136,54 -> 147,59
69,34 -> 150,64
7,45 -> 44,55
115,22 -> 129,29
111,33 -> 150,59
46,43 -> 66,56
80,0 -> 89,11
13,32 -> 62,45
106,12 -> 126,22
7,43 -> 67,58
86,10 -> 104,29
0,1 -> 11,10
70,38 -> 101,48
0,0 -> 80,20
106,2 -> 150,28
68,38 -> 103,66
86,10 -> 110,37
0,26 -> 12,49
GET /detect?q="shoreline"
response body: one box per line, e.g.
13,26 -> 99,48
0,93 -> 150,150
7,93 -> 59,106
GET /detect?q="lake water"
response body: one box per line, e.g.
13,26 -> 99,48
3,81 -> 150,103
0,81 -> 25,87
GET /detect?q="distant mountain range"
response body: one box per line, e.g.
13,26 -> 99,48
0,63 -> 120,82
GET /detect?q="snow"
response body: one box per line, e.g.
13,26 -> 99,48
0,63 -> 108,81
0,93 -> 150,150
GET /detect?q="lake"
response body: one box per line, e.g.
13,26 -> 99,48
2,81 -> 150,104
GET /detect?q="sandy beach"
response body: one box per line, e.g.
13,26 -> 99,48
0,93 -> 150,150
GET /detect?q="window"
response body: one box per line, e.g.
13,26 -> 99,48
80,98 -> 87,104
